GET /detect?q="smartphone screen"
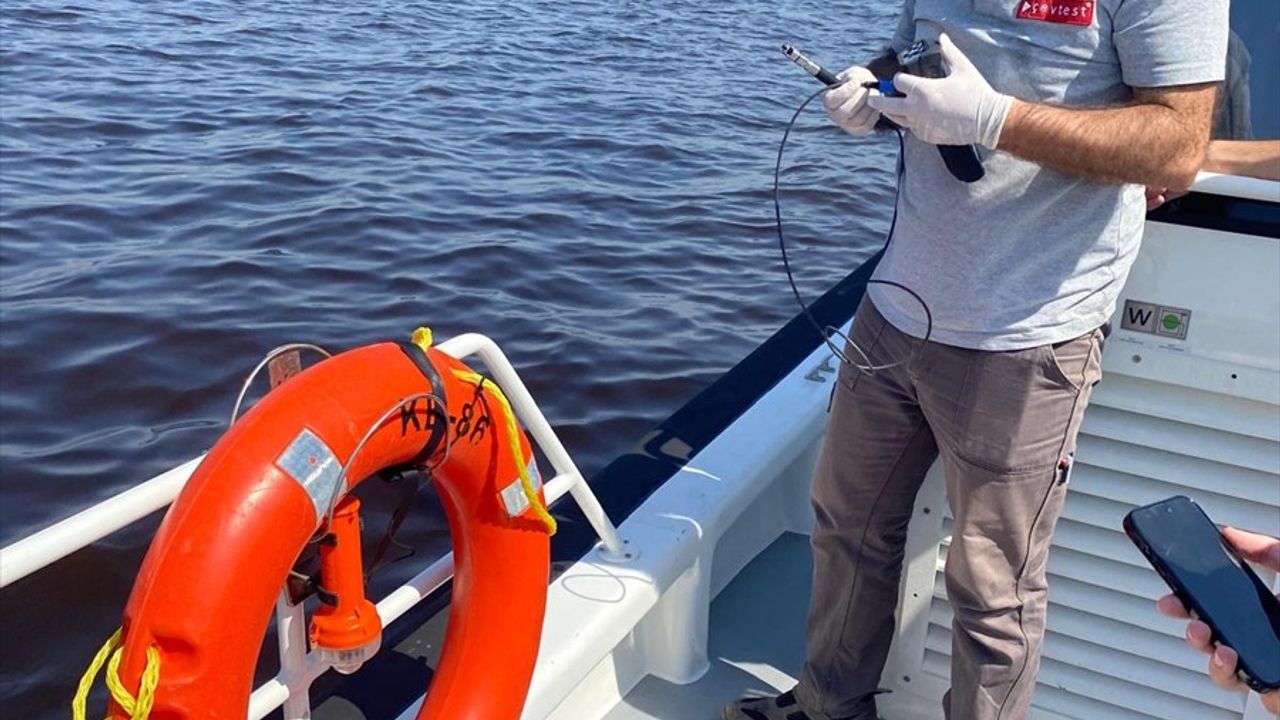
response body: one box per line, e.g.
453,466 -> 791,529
1125,496 -> 1280,689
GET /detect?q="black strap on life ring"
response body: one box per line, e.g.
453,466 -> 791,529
395,341 -> 450,467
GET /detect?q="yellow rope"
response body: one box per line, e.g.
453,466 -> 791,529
410,327 -> 553,534
411,326 -> 433,352
450,367 -> 557,535
72,629 -> 120,720
72,629 -> 161,720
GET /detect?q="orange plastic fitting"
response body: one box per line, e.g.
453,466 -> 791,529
309,496 -> 382,674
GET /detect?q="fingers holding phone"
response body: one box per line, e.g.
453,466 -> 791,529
1140,519 -> 1280,713
1221,526 -> 1280,569
1203,640 -> 1280,714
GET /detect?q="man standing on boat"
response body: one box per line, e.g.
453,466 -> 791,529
726,2 -> 1228,720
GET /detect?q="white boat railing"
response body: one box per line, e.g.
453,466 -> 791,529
0,333 -> 627,720
1185,171 -> 1280,203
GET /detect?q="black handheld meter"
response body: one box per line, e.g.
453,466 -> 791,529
780,42 -> 985,183
897,39 -> 986,183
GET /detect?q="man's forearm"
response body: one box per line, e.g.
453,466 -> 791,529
1204,140 -> 1280,182
858,37 -> 1219,187
997,88 -> 1216,188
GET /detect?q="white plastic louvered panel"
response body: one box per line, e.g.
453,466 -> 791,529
905,371 -> 1280,720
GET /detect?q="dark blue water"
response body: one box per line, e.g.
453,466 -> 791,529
0,1 -> 897,714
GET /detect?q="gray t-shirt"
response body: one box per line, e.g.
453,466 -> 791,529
868,0 -> 1228,350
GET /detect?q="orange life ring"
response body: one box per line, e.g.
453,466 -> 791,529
107,340 -> 552,719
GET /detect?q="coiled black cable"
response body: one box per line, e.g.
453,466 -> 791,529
773,83 -> 932,373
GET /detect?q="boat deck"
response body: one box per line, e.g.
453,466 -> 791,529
602,532 -> 937,720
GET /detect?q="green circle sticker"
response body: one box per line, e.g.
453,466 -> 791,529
1161,313 -> 1182,331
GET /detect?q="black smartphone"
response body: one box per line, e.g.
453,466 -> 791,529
1124,495 -> 1280,692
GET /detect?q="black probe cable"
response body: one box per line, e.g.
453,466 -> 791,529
773,83 -> 933,373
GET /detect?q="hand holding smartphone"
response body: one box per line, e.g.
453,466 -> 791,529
1124,496 -> 1280,696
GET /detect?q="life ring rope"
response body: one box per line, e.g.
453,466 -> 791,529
449,366 -> 557,535
72,628 -> 160,720
413,326 -> 556,535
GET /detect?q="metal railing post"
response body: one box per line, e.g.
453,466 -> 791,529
275,593 -> 312,720
436,333 -> 628,558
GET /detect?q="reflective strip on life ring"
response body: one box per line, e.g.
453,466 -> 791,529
107,342 -> 551,720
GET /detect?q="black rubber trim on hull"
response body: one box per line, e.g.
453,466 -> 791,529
546,250 -> 883,569
1147,189 -> 1280,239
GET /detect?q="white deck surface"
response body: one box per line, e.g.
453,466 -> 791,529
601,532 -> 940,720
602,531 -> 809,720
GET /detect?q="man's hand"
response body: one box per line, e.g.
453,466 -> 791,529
1145,186 -> 1188,211
866,34 -> 1013,149
1156,527 -> 1280,714
823,66 -> 880,137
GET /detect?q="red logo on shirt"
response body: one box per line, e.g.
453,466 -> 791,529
1015,0 -> 1094,26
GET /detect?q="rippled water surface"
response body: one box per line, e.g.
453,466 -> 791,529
0,1 -> 897,713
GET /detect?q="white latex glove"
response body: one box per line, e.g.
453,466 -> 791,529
867,34 -> 1013,149
823,66 -> 879,136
